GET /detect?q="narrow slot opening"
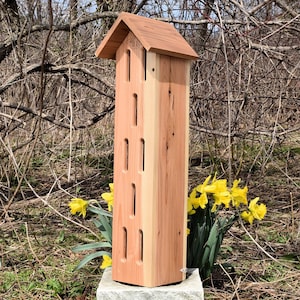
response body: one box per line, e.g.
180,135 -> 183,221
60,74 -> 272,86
133,94 -> 138,126
143,49 -> 147,81
127,49 -> 131,81
141,138 -> 145,171
123,227 -> 127,259
132,183 -> 136,216
124,138 -> 129,171
139,229 -> 143,262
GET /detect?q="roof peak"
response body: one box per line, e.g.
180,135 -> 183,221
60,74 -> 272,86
95,12 -> 198,60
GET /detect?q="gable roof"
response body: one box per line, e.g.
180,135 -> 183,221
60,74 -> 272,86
95,12 -> 198,60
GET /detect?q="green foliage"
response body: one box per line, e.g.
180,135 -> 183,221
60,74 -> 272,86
186,175 -> 266,280
46,278 -> 65,295
71,202 -> 112,270
187,200 -> 238,279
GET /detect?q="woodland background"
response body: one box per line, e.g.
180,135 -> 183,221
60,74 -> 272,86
1,1 -> 300,299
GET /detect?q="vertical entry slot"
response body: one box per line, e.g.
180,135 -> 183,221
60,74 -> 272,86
133,93 -> 138,126
143,49 -> 147,81
139,229 -> 143,262
123,227 -> 127,260
132,183 -> 136,216
140,138 -> 145,171
127,49 -> 131,81
124,138 -> 129,171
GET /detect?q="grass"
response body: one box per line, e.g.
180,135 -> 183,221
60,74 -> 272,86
1,136 -> 300,299
0,200 -> 103,300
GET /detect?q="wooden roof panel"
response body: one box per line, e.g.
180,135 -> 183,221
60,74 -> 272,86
95,12 -> 198,60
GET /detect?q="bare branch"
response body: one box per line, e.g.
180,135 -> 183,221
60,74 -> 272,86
249,0 -> 274,15
274,0 -> 299,18
250,42 -> 300,52
190,124 -> 300,139
0,63 -> 114,96
133,0 -> 148,14
0,11 -> 119,63
0,100 -> 115,130
0,112 -> 25,124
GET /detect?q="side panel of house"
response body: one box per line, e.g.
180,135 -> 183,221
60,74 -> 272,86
155,55 -> 189,285
112,31 -> 145,285
141,53 -> 190,287
141,51 -> 159,286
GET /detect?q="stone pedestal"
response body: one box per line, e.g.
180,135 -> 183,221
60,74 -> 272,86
96,268 -> 204,300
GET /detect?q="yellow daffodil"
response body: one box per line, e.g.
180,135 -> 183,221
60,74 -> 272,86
211,179 -> 228,194
69,198 -> 89,218
100,255 -> 112,269
186,228 -> 190,235
241,197 -> 267,224
101,183 -> 114,211
211,179 -> 231,212
190,175 -> 214,209
231,179 -> 248,207
187,196 -> 196,215
196,175 -> 217,194
189,188 -> 208,210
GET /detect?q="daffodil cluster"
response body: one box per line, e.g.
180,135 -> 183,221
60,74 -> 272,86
69,178 -> 267,277
187,174 -> 266,224
187,174 -> 267,279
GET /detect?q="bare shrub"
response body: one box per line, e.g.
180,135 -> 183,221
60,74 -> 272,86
0,0 -> 299,207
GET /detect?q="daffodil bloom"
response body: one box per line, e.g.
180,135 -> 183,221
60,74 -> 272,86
69,198 -> 89,218
195,175 -> 217,194
231,179 -> 248,207
241,197 -> 267,224
189,187 -> 207,210
187,196 -> 196,215
190,175 -> 214,209
212,191 -> 231,212
101,183 -> 114,211
211,179 -> 231,212
100,255 -> 112,269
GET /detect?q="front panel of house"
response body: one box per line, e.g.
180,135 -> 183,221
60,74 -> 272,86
112,31 -> 189,287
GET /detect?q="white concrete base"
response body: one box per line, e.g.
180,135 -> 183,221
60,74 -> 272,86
96,268 -> 204,300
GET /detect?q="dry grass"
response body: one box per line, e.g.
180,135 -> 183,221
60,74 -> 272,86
1,138 -> 299,299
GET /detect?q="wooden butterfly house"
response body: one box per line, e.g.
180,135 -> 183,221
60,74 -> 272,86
95,12 -> 198,287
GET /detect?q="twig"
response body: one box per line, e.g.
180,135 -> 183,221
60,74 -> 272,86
218,263 -> 240,300
67,16 -> 74,183
290,192 -> 295,238
23,177 -> 100,239
240,220 -> 297,271
261,14 -> 300,41
190,123 -> 300,138
0,112 -> 25,124
274,0 -> 299,18
24,222 -> 44,268
215,3 -> 232,183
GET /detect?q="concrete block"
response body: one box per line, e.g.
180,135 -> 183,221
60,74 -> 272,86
96,268 -> 204,300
